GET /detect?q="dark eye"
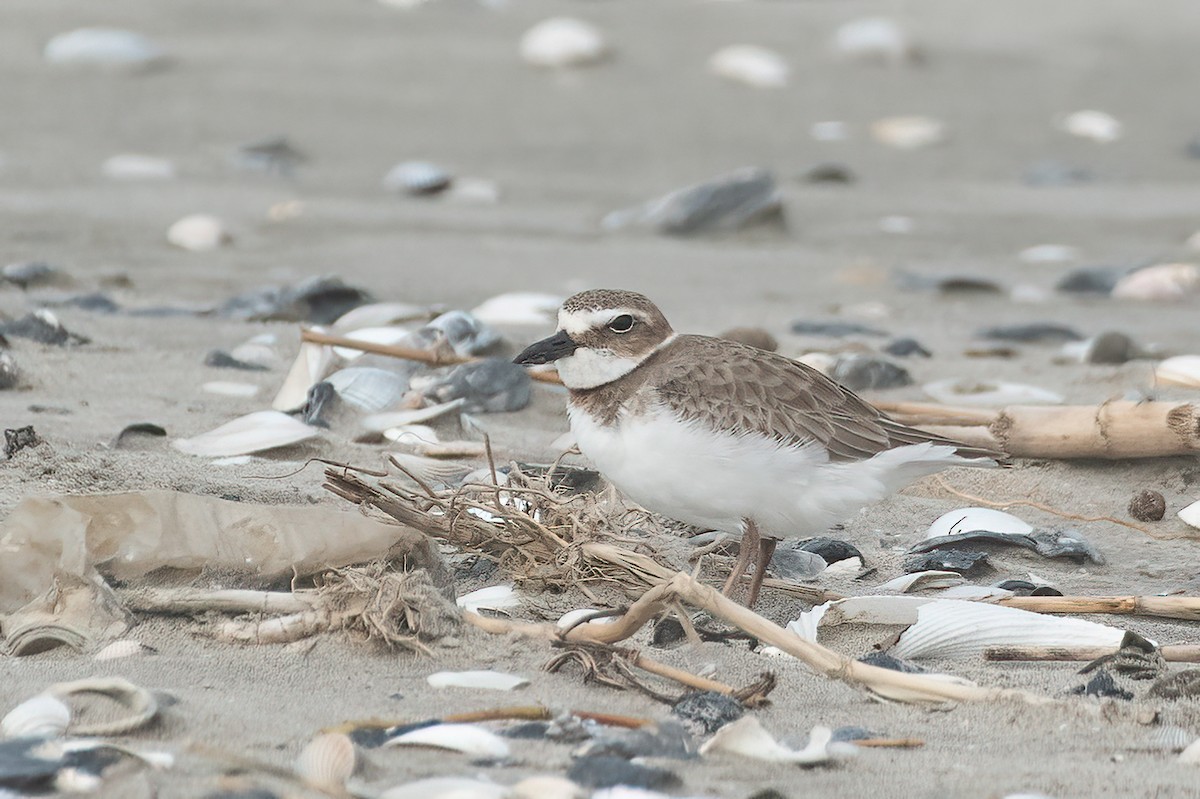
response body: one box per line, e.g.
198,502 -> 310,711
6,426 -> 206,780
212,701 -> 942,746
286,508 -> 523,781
609,314 -> 635,333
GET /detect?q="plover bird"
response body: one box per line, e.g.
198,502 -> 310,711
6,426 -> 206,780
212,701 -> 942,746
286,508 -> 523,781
514,289 -> 1000,606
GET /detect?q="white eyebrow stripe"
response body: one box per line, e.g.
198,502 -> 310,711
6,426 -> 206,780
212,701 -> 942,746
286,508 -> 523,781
559,307 -> 641,338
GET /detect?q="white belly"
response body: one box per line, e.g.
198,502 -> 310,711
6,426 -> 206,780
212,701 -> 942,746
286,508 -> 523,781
568,403 -> 971,538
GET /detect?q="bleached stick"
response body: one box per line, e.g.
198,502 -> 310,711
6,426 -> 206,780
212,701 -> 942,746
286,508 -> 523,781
122,587 -> 319,616
986,644 -> 1200,663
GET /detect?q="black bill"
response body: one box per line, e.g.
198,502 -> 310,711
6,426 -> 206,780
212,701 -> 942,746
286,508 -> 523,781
513,329 -> 577,365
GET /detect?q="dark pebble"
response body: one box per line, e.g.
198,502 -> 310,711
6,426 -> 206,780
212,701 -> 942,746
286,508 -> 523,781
883,337 -> 931,358
3,426 -> 41,458
205,349 -> 269,371
568,756 -> 681,790
896,272 -> 1003,294
904,548 -> 991,576
111,422 -> 167,449
651,616 -> 687,648
790,320 -> 887,338
802,162 -> 855,184
672,691 -> 744,735
830,354 -> 911,391
1128,489 -> 1166,522
798,537 -> 863,566
994,579 -> 1063,597
602,167 -> 784,236
1186,135 -> 1200,160
1148,669 -> 1200,699
768,544 -> 827,580
1071,670 -> 1132,700
977,323 -> 1083,343
0,312 -> 89,346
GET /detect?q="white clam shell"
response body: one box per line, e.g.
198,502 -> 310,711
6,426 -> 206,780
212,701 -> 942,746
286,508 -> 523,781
173,410 -> 319,457
923,378 -> 1063,406
2,694 -> 71,739
273,341 -> 334,412
1111,263 -> 1200,301
708,45 -> 789,89
102,154 -> 176,180
700,717 -> 847,765
520,18 -> 608,69
382,423 -> 439,445
1061,110 -> 1122,143
788,595 -> 934,642
325,367 -> 410,412
167,214 -> 231,252
1156,355 -> 1200,388
45,28 -> 168,69
295,732 -> 356,790
556,608 -> 617,629
891,598 -> 1125,660
926,507 -> 1033,539
833,17 -> 914,63
202,381 -> 260,398
1179,499 -> 1200,531
871,115 -> 946,149
381,777 -> 507,799
456,585 -> 520,614
94,640 -> 151,661
387,723 -> 511,758
470,292 -> 563,326
426,670 -> 528,691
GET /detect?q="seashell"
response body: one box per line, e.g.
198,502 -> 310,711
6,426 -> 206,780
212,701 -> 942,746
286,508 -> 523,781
46,677 -> 158,736
324,367 -> 410,412
1179,499 -> 1200,531
386,722 -> 511,758
44,28 -> 169,70
1144,726 -> 1194,753
1155,355 -> 1200,388
426,670 -> 529,691
201,381 -> 260,398
0,351 -> 19,390
381,423 -> 439,445
102,154 -> 176,180
811,121 -> 849,141
708,45 -> 788,89
2,694 -> 71,739
423,310 -> 501,356
904,549 -> 989,576
833,17 -> 916,64
556,609 -> 617,629
1018,244 -> 1079,264
418,358 -> 531,413
173,410 -> 319,457
411,440 -> 486,458
871,115 -> 946,149
873,571 -> 965,594
890,598 -> 1126,659
927,507 -> 1032,539
383,160 -> 452,196
380,777 -> 507,799
167,214 -> 231,252
797,537 -> 863,568
333,302 -> 432,331
1111,263 -> 1200,301
295,732 -> 356,791
603,167 -> 783,236
361,398 -> 465,433
519,18 -> 608,69
456,585 -> 519,614
788,595 -> 935,642
94,640 -> 153,661
1061,110 -> 1122,143
1060,331 -> 1141,365
267,199 -> 305,221
923,378 -> 1063,406
509,776 -> 586,799
273,341 -> 334,411
470,292 -> 563,326
700,717 -> 850,765
386,451 -> 473,487
1178,738 -> 1200,765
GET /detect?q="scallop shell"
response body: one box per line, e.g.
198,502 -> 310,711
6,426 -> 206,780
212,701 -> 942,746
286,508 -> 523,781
708,45 -> 788,89
102,154 -> 176,181
386,723 -> 511,758
167,214 -> 231,252
1155,355 -> 1200,388
201,381 -> 260,398
700,718 -> 846,765
426,670 -> 529,691
45,28 -> 168,70
923,378 -> 1063,406
1179,499 -> 1200,531
2,694 -> 71,739
172,410 -> 319,457
519,18 -> 608,69
926,507 -> 1033,539
1061,110 -> 1122,143
871,115 -> 946,149
272,341 -> 334,411
383,161 -> 452,196
1111,263 -> 1200,301
94,640 -> 152,661
456,585 -> 520,614
1145,726 -> 1195,753
325,367 -> 410,412
833,17 -> 915,64
890,598 -> 1126,660
295,732 -> 356,790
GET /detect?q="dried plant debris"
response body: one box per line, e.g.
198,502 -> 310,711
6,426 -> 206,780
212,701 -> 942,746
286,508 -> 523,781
311,565 -> 462,652
1148,670 -> 1200,700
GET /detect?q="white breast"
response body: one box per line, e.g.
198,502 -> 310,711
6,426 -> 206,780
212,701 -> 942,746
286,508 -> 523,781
569,402 -> 975,537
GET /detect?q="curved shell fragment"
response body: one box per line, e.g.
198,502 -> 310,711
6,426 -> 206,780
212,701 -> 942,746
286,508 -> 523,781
2,694 -> 71,739
173,411 -> 319,457
426,670 -> 529,691
708,45 -> 789,89
386,722 -> 511,758
1156,355 -> 1200,388
926,507 -> 1033,539
700,717 -> 849,765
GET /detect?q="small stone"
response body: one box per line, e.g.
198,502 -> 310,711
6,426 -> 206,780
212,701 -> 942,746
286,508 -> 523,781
520,18 -> 608,69
790,320 -> 887,338
829,353 -> 911,391
883,337 -> 931,358
1056,266 -> 1123,294
567,756 -> 680,791
904,548 -> 990,576
1023,159 -> 1094,187
603,168 -> 784,236
1128,490 -> 1166,522
4,426 -> 41,458
978,323 -> 1083,344
2,261 -> 67,289
1061,110 -> 1122,143
672,691 -> 744,736
802,162 -> 855,184
168,214 -> 231,252
1071,670 -> 1132,700
718,327 -> 777,352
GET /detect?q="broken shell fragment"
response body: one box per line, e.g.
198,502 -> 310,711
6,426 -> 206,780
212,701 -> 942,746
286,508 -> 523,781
426,670 -> 529,691
456,585 -> 519,614
325,367 -> 410,412
93,640 -> 154,661
471,292 -> 563,326
1179,499 -> 1200,531
2,694 -> 71,739
708,45 -> 789,89
700,718 -> 850,766
45,28 -> 169,70
172,410 -> 319,457
927,507 -> 1032,539
386,723 -> 511,758
295,732 -> 356,791
383,161 -> 452,196
871,116 -> 946,149
520,18 -> 608,69
381,777 -> 507,799
1155,355 -> 1200,388
1111,263 -> 1200,301
1061,110 -> 1122,143
167,214 -> 231,252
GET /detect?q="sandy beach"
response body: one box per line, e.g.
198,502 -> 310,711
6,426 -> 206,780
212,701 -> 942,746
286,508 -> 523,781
2,1 -> 1200,797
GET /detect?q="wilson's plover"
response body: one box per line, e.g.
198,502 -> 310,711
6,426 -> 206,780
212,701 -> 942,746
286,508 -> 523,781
515,289 -> 1000,606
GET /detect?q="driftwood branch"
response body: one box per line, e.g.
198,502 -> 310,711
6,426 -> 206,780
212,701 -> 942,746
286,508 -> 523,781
877,400 -> 1200,460
997,595 -> 1200,621
986,644 -> 1200,663
122,587 -> 318,616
